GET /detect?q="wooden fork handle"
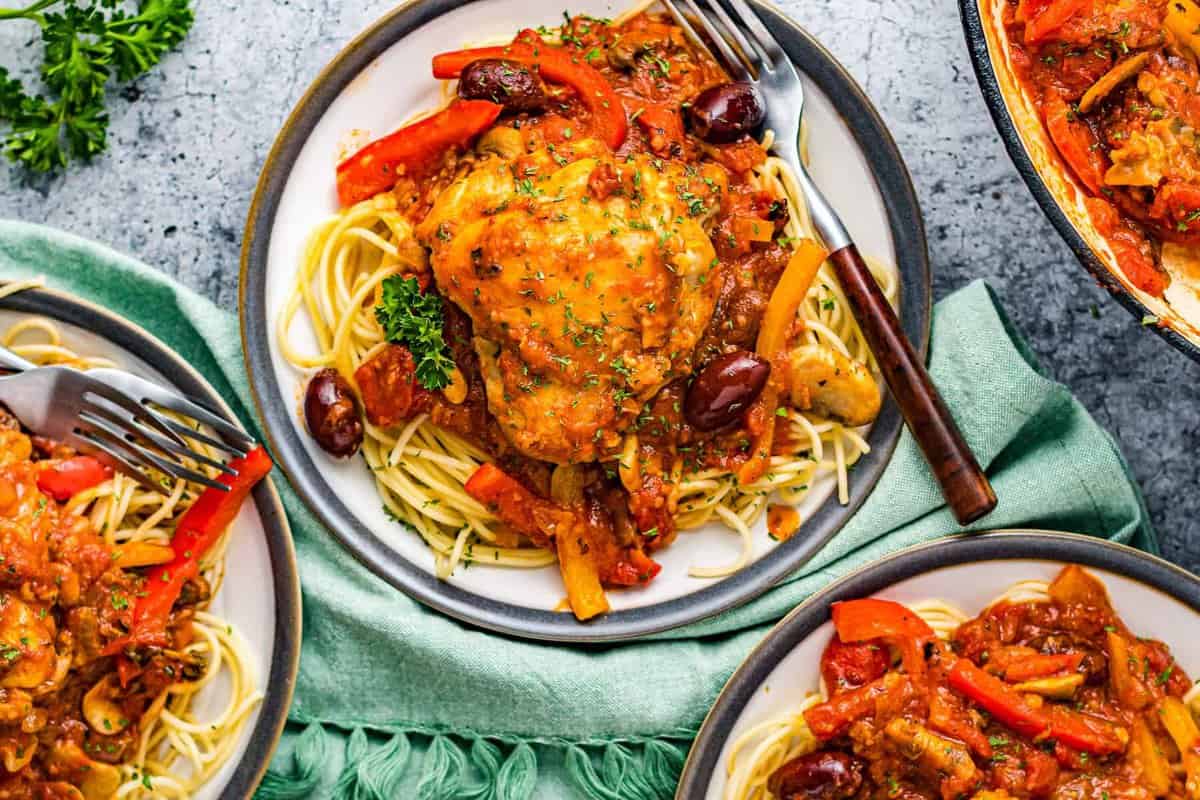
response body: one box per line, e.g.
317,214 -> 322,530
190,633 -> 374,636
827,244 -> 997,525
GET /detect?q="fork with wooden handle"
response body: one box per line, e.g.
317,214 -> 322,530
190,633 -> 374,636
662,0 -> 996,524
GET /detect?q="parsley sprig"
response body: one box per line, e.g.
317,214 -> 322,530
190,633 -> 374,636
0,0 -> 193,171
375,275 -> 455,390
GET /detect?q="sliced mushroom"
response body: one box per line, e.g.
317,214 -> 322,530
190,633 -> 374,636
1078,53 -> 1150,114
442,367 -> 469,404
79,760 -> 122,800
475,126 -> 525,160
45,742 -> 122,800
885,718 -> 977,785
0,689 -> 30,725
0,735 -> 35,772
83,674 -> 131,735
0,595 -> 55,689
778,344 -> 881,427
1014,673 -> 1086,699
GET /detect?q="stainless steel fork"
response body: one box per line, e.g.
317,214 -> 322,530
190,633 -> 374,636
0,344 -> 249,493
0,343 -> 252,455
662,0 -> 996,524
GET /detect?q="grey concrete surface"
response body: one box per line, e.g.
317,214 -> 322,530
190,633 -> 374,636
1,0 -> 1196,564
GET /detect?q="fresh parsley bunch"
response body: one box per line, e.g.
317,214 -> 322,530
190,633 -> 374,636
0,0 -> 193,171
375,275 -> 456,390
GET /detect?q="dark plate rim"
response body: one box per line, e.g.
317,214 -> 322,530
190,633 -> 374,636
0,282 -> 302,799
676,529 -> 1200,797
958,0 -> 1200,363
239,0 -> 932,642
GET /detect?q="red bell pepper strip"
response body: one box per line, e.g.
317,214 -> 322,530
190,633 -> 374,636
948,658 -> 1126,754
604,549 -> 662,586
804,674 -> 912,739
336,99 -> 502,206
1044,95 -> 1106,195
105,445 -> 273,655
464,462 -> 547,539
632,102 -> 685,156
832,598 -> 934,677
1024,0 -> 1086,43
832,598 -> 935,644
36,455 -> 112,501
1004,652 -> 1085,682
432,31 -> 628,150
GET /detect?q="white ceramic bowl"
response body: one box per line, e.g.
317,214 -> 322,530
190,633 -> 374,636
0,285 -> 300,799
677,530 -> 1199,798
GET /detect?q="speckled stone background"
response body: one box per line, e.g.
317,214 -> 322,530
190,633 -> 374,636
1,0 -> 1196,564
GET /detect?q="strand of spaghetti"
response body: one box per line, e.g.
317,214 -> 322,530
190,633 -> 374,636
388,412 -> 429,466
690,504 -> 754,578
0,276 -> 45,299
443,526 -> 474,577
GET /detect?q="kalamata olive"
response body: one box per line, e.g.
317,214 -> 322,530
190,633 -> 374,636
683,350 -> 770,431
768,751 -> 864,800
688,81 -> 766,144
457,59 -> 547,114
304,368 -> 364,458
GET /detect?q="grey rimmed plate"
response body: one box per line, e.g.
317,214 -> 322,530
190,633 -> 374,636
0,283 -> 301,799
677,530 -> 1200,798
240,0 -> 931,642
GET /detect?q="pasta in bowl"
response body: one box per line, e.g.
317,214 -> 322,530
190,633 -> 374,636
0,281 -> 299,799
677,531 -> 1200,800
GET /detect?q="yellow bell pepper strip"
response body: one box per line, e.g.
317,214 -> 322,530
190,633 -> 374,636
1159,696 -> 1200,800
1166,0 -> 1200,58
432,30 -> 628,150
105,445 -> 273,655
555,526 -> 610,622
1078,53 -> 1150,115
737,239 -> 827,484
1130,716 -> 1172,797
336,99 -> 502,207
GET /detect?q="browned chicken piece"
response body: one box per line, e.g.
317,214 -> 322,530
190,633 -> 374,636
777,344 -> 880,427
417,138 -> 726,463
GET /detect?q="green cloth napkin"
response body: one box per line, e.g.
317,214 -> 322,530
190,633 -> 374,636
0,220 -> 1155,799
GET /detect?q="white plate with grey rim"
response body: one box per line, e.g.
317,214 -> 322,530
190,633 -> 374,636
240,0 -> 931,642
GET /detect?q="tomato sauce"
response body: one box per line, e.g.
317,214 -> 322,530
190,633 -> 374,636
1002,0 -> 1200,296
770,565 -> 1196,800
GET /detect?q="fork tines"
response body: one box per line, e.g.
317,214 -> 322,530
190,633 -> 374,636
661,0 -> 783,79
73,395 -> 230,493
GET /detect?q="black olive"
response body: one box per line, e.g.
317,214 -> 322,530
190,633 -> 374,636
683,350 -> 771,431
688,82 -> 766,144
304,369 -> 364,458
768,751 -> 865,800
458,59 -> 547,114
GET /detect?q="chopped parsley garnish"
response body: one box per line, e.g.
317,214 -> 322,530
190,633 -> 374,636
375,275 -> 455,390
